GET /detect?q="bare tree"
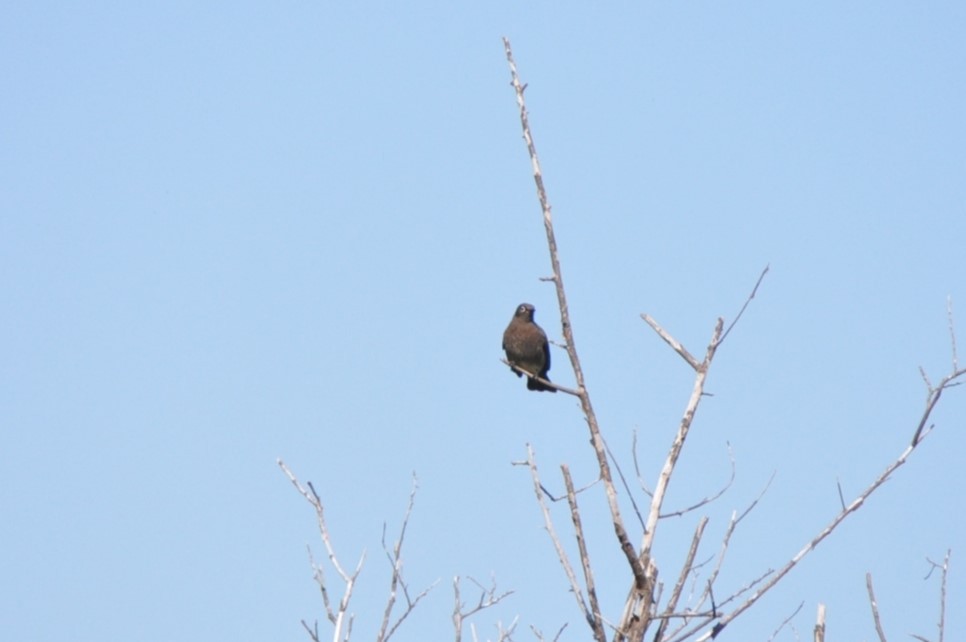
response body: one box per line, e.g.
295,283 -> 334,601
280,39 -> 961,642
501,36 -> 964,642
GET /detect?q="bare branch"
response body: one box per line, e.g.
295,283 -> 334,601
605,432 -> 647,531
301,620 -> 320,642
501,358 -> 582,396
523,445 -> 591,621
948,296 -> 958,371
765,601 -> 804,642
835,478 -> 846,511
689,361 -> 965,641
504,37 -> 647,613
641,319 -> 724,556
866,573 -> 889,642
720,264 -> 769,344
814,603 -> 826,642
453,576 -> 515,642
653,517 -> 708,642
530,623 -> 568,642
377,474 -> 438,642
919,549 -> 951,642
631,429 -> 653,499
659,443 -> 736,519
938,550 -> 950,642
912,364 -> 966,447
561,465 -> 607,642
914,304 -> 963,446
641,314 -> 701,370
279,459 -> 364,642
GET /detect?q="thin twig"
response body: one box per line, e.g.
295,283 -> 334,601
605,432 -> 647,531
765,601 -> 804,642
659,444 -> 736,519
530,623 -> 569,642
631,429 -> 653,498
720,265 -> 769,344
835,478 -> 846,511
948,297 -> 958,371
453,576 -> 515,642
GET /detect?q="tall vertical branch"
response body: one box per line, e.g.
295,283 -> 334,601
503,37 -> 646,603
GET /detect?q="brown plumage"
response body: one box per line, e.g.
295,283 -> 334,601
502,303 -> 555,392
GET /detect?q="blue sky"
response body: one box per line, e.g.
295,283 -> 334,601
2,2 -> 964,641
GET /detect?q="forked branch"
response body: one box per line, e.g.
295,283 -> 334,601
279,459 -> 364,642
377,474 -> 438,642
452,576 -> 515,642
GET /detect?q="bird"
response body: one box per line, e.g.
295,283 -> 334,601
502,303 -> 556,392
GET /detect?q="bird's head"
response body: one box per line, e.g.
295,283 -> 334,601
514,303 -> 536,321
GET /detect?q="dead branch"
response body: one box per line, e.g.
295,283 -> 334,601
639,318 -> 723,548
605,434 -> 647,531
814,604 -> 826,642
720,265 -> 769,344
522,445 -> 591,622
501,358 -> 582,396
530,623 -> 569,642
689,358 -> 966,641
452,576 -> 515,642
948,297 -> 958,371
641,314 -> 701,370
503,36 -> 647,613
279,459 -> 364,642
658,444 -> 736,519
653,517 -> 708,641
765,601 -> 804,642
562,464 -> 607,642
918,549 -> 951,642
866,573 -> 889,642
661,476 -> 776,642
377,473 -> 438,642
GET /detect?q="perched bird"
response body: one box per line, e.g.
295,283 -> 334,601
502,303 -> 556,392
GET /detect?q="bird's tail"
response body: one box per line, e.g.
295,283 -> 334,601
527,376 -> 557,393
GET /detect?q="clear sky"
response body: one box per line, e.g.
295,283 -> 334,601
2,3 -> 964,641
